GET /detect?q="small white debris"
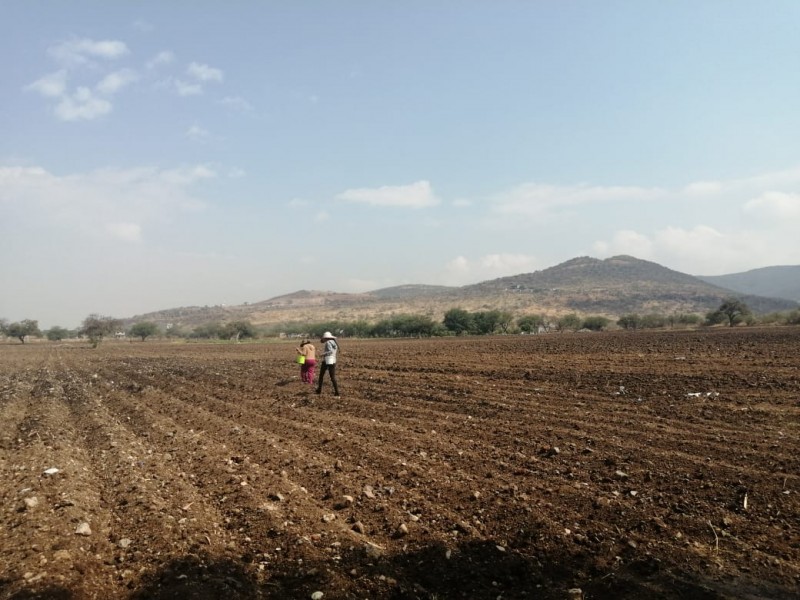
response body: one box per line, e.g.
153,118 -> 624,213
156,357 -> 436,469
43,468 -> 60,476
311,592 -> 324,600
75,522 -> 92,536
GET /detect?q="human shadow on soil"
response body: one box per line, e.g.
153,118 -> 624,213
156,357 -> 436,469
117,539 -> 797,600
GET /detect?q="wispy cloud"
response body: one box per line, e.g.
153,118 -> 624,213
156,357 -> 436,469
0,164 -> 214,241
186,124 -> 210,142
589,167 -> 800,274
336,180 -> 440,208
96,69 -> 138,94
219,96 -> 253,112
25,70 -> 68,97
132,19 -> 155,33
48,38 -> 129,67
27,37 -> 231,119
442,253 -> 541,286
490,182 -> 664,218
172,62 -> 223,97
175,80 -> 203,96
187,62 -> 223,83
147,51 -> 174,70
743,191 -> 800,220
55,87 -> 112,121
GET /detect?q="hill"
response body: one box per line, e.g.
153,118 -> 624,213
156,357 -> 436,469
123,255 -> 798,329
696,265 -> 800,303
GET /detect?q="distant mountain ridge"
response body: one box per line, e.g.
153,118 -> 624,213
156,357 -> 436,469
696,265 -> 800,303
123,256 -> 798,328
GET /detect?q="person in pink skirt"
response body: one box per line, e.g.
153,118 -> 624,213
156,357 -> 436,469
296,339 -> 317,384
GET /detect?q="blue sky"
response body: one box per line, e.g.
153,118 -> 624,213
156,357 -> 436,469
2,1 -> 800,328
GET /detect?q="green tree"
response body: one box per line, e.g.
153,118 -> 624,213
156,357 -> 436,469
517,314 -> 545,334
675,313 -> 702,327
556,313 -> 582,332
473,310 -> 503,335
397,314 -> 438,337
80,314 -> 120,348
582,316 -> 610,331
130,321 -> 160,341
617,314 -> 641,330
190,322 -> 224,339
164,324 -> 187,338
221,320 -> 257,341
46,326 -> 70,341
640,313 -> 667,329
443,308 -> 473,335
705,309 -> 727,326
496,311 -> 514,333
6,319 -> 42,344
716,298 -> 751,327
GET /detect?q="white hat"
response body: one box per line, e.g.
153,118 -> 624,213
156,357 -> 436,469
321,331 -> 336,340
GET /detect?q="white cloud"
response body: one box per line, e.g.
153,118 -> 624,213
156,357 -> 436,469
187,62 -> 223,83
592,224 -> 798,276
175,80 -> 203,96
315,210 -> 330,222
336,180 -> 440,208
55,87 -> 112,121
743,191 -> 800,220
684,181 -> 723,195
219,96 -> 253,111
0,164 -> 212,240
452,198 -> 472,208
593,230 -> 654,259
491,182 -> 664,218
132,19 -> 155,33
159,165 -> 216,186
186,124 -> 210,141
441,253 -> 540,286
49,38 -> 129,67
106,222 -> 142,242
96,69 -> 138,94
25,70 -> 68,97
147,51 -> 174,69
227,168 -> 246,178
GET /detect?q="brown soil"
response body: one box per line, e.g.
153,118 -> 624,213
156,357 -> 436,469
0,328 -> 798,599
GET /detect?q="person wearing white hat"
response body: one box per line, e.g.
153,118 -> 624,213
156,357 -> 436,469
316,331 -> 340,397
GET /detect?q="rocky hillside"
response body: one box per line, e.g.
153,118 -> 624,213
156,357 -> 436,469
697,265 -> 800,303
124,256 -> 798,329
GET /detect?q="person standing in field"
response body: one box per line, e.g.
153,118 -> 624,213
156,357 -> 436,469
316,331 -> 340,397
296,339 -> 317,384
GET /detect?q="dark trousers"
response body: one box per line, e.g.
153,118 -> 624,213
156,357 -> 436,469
316,362 -> 339,395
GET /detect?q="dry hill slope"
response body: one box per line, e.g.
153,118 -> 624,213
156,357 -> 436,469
124,256 -> 797,329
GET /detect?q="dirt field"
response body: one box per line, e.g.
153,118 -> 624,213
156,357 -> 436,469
0,328 -> 798,599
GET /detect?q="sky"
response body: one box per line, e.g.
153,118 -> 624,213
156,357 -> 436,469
2,1 -> 800,329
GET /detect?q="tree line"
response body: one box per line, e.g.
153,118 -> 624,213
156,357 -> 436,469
3,298 -> 799,345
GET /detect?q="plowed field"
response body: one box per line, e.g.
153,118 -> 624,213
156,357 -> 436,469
1,328 -> 798,600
